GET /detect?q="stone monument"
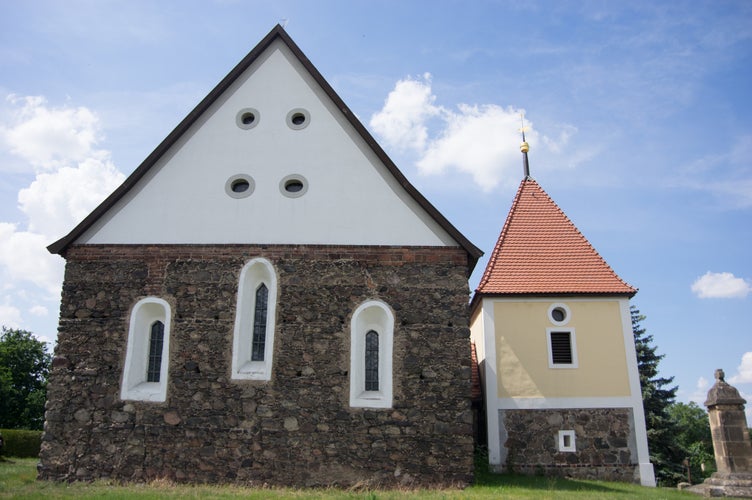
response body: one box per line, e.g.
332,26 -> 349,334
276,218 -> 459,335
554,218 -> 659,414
688,369 -> 752,497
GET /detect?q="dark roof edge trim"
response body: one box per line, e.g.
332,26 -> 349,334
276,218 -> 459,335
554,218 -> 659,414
469,289 -> 638,316
47,25 -> 483,272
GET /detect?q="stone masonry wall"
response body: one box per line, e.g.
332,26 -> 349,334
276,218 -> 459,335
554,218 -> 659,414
38,244 -> 474,487
498,408 -> 639,483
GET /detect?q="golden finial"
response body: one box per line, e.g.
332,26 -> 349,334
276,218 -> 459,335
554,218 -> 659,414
519,112 -> 531,178
519,113 -> 530,154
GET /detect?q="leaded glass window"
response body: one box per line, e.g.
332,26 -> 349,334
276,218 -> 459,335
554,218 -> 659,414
251,283 -> 268,361
147,321 -> 164,382
365,330 -> 379,391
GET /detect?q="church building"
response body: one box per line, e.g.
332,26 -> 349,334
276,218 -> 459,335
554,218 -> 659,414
39,24 -> 655,488
469,136 -> 656,486
38,25 -> 482,486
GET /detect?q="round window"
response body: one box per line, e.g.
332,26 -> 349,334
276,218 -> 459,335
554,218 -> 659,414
548,303 -> 571,326
236,108 -> 260,130
551,308 -> 566,322
225,174 -> 255,199
286,108 -> 310,130
284,179 -> 304,193
231,179 -> 250,193
279,174 -> 308,198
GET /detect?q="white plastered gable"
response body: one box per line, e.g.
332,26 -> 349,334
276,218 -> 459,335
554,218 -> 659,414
77,38 -> 458,249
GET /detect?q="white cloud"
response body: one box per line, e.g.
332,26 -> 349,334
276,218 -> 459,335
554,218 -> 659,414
1,95 -> 102,171
0,95 -> 125,331
370,75 -> 576,191
19,157 -> 123,239
691,271 -> 752,299
369,73 -> 439,153
0,223 -> 63,295
29,305 -> 49,317
687,376 -> 710,407
417,103 -> 534,191
0,303 -> 22,329
729,352 -> 752,384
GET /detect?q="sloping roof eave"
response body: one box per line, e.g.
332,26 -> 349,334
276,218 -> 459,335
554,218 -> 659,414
469,288 -> 638,316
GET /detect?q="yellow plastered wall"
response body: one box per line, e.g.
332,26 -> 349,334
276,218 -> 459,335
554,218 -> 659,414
494,300 -> 630,398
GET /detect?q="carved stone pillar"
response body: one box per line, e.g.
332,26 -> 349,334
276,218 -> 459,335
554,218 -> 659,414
688,369 -> 752,497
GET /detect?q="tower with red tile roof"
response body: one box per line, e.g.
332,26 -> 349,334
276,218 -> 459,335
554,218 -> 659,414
470,134 -> 655,486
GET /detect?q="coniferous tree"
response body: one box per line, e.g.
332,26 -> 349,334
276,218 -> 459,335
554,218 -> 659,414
631,306 -> 684,485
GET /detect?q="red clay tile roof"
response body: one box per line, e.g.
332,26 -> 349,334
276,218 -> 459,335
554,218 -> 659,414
475,178 -> 636,296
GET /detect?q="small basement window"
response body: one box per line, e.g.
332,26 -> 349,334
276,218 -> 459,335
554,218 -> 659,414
279,174 -> 308,198
236,108 -> 260,129
558,430 -> 576,452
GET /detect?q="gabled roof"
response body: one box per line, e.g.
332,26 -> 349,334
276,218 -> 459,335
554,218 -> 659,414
47,25 -> 482,270
474,178 -> 636,297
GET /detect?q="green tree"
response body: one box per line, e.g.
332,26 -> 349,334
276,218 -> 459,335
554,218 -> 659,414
0,327 -> 51,430
631,306 -> 684,485
667,401 -> 715,482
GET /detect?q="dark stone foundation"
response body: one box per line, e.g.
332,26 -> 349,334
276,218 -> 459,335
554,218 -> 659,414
497,408 -> 640,483
38,244 -> 474,487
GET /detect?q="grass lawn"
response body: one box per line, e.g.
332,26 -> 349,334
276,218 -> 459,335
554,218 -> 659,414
1,457 -> 698,499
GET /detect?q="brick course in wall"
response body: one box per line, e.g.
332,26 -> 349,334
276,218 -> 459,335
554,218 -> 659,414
38,244 -> 474,487
497,408 -> 640,483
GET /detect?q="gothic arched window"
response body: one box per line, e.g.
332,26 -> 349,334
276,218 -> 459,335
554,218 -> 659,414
251,284 -> 269,361
232,258 -> 277,380
350,300 -> 394,408
365,330 -> 379,391
121,297 -> 171,402
146,321 -> 165,382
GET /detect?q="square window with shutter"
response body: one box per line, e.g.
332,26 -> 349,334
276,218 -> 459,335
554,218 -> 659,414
547,328 -> 578,368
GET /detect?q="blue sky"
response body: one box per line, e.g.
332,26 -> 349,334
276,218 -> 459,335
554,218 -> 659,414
1,1 -> 750,421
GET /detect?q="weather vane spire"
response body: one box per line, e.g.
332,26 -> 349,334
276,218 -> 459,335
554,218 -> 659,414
519,113 -> 531,179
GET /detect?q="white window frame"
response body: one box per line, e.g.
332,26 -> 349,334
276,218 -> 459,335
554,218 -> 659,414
121,297 -> 172,402
232,258 -> 277,381
349,300 -> 394,408
546,328 -> 578,369
558,430 -> 577,452
548,302 -> 571,326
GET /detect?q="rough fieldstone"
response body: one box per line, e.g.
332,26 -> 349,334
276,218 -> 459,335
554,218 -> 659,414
38,244 -> 474,487
499,408 -> 639,483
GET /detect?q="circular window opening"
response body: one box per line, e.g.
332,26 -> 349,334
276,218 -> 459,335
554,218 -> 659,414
548,303 -> 571,325
279,174 -> 308,198
236,108 -> 260,130
225,174 -> 255,199
551,307 -> 566,322
286,108 -> 310,130
240,112 -> 255,126
285,179 -> 304,193
231,179 -> 251,193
